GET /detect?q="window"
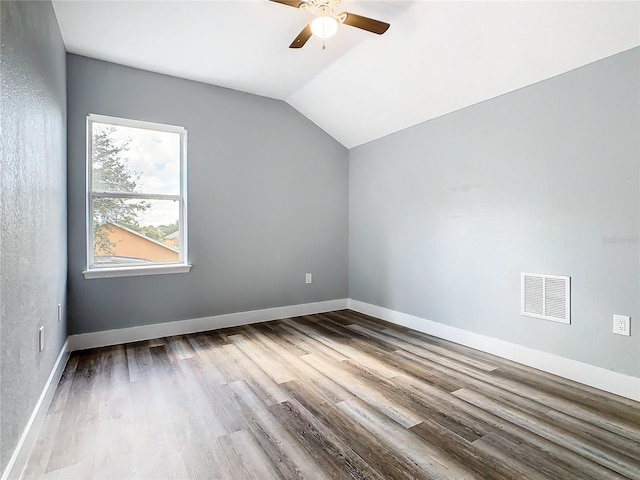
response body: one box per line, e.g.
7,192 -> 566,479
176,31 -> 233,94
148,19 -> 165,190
84,114 -> 190,279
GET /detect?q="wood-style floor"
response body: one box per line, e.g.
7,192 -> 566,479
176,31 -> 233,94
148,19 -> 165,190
22,310 -> 640,479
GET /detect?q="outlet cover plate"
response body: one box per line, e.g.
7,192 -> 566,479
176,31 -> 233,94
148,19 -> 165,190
613,314 -> 630,336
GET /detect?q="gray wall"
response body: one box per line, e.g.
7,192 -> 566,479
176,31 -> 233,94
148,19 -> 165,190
67,55 -> 349,334
349,47 -> 640,377
0,1 -> 67,473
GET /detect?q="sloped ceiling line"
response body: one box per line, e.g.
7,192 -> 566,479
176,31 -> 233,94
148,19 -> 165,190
52,0 -> 640,148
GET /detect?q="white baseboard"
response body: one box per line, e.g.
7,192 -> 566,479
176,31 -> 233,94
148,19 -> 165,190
68,299 -> 349,351
349,299 -> 640,402
1,341 -> 70,480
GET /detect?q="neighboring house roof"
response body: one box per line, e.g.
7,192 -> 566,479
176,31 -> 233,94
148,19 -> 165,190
107,222 -> 178,253
164,230 -> 180,240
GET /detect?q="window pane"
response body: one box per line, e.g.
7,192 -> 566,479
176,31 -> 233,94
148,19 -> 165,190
91,122 -> 180,195
92,198 -> 180,266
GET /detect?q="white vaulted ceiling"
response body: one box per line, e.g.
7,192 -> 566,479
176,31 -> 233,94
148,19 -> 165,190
52,0 -> 640,148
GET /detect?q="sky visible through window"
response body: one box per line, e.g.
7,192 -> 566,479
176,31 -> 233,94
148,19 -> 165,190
93,122 -> 181,227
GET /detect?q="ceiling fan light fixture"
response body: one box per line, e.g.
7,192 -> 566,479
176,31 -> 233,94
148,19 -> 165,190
310,16 -> 338,39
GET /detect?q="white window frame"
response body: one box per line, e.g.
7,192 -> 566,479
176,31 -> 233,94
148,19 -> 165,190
83,114 -> 191,279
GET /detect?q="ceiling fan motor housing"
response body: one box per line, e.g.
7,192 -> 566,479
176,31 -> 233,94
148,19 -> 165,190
300,0 -> 342,17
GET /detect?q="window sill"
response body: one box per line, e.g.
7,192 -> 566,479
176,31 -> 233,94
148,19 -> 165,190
83,264 -> 192,279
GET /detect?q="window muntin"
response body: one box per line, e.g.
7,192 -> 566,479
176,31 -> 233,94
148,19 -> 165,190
86,114 -> 188,276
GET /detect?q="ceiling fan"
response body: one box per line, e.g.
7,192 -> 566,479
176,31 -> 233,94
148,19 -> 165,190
270,0 -> 390,49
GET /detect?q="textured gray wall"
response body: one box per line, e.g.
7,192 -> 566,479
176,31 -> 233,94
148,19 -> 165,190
349,48 -> 640,377
0,1 -> 67,473
67,55 -> 349,334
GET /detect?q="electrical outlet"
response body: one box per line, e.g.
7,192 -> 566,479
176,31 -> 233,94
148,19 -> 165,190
613,315 -> 630,336
57,304 -> 62,323
305,273 -> 312,284
38,326 -> 45,352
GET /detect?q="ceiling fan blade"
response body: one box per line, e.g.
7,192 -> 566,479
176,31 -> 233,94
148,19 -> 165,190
289,23 -> 312,48
339,12 -> 390,35
270,0 -> 305,8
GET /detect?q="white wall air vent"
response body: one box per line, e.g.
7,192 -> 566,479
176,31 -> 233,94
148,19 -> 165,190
521,273 -> 570,324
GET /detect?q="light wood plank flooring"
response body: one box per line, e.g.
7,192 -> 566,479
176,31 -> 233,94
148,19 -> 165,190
23,310 -> 640,479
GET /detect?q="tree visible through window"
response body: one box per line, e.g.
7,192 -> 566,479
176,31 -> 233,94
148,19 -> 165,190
86,114 -> 187,274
